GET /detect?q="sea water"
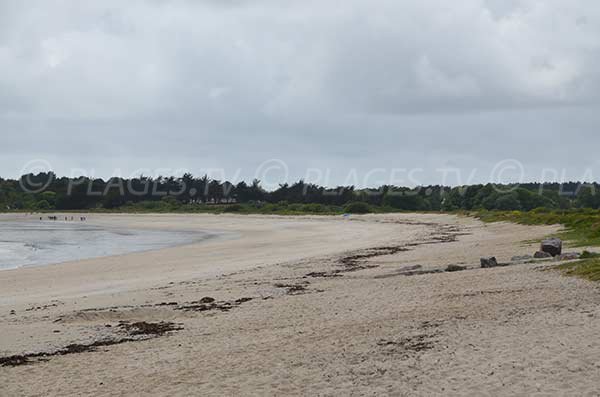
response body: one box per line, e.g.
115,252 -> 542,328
0,220 -> 209,270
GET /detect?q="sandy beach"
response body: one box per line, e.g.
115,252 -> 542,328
1,213 -> 599,396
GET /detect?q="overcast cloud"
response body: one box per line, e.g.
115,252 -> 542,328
1,0 -> 600,187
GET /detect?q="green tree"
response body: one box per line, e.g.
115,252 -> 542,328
494,194 -> 521,210
36,200 -> 51,210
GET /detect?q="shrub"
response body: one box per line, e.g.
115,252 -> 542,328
302,203 -> 327,213
223,204 -> 243,213
35,200 -> 51,210
344,202 -> 371,214
288,203 -> 303,212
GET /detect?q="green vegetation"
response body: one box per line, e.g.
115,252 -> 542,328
580,250 -> 600,259
117,201 -> 346,216
344,202 -> 372,214
555,257 -> 600,282
2,172 -> 599,213
6,173 -> 600,283
477,210 -> 600,283
475,208 -> 600,247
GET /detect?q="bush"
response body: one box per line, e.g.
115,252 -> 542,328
344,202 -> 371,214
288,203 -> 303,211
35,200 -> 51,210
302,203 -> 327,213
223,204 -> 243,213
138,201 -> 162,210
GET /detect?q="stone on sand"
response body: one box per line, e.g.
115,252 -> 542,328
511,255 -> 533,262
534,251 -> 553,259
480,257 -> 498,268
556,252 -> 580,261
540,238 -> 562,257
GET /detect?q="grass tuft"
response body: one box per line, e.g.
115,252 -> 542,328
580,250 -> 600,259
554,257 -> 600,282
474,209 -> 600,247
476,209 -> 600,282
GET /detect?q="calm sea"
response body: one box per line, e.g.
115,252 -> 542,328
0,219 -> 209,270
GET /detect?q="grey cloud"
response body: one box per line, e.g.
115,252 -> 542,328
1,0 -> 600,185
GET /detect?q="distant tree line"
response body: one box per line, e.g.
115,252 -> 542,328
1,172 -> 600,212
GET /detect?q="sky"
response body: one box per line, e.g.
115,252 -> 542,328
1,0 -> 600,188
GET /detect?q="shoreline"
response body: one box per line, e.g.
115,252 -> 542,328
0,213 -> 416,305
0,214 -> 221,272
2,213 -> 600,396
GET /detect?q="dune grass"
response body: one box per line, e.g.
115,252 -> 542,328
475,208 -> 600,247
554,256 -> 600,282
476,209 -> 600,282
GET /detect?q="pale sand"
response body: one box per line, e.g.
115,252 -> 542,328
1,213 -> 599,396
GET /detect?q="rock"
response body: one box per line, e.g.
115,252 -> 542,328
446,264 -> 467,272
540,238 -> 563,257
511,255 -> 533,262
556,252 -> 580,261
534,251 -> 553,259
480,257 -> 498,268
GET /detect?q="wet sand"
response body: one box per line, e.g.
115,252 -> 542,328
1,213 -> 599,396
0,217 -> 209,271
